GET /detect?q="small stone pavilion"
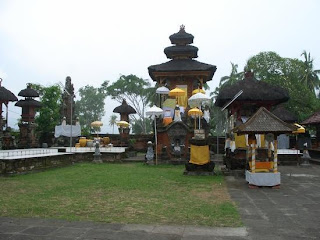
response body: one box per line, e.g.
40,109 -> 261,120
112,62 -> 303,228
148,25 -> 216,161
15,84 -> 41,148
0,78 -> 18,149
113,99 -> 136,145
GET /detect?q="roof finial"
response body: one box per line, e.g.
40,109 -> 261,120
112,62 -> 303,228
0,77 -> 2,87
244,69 -> 254,79
180,24 -> 185,31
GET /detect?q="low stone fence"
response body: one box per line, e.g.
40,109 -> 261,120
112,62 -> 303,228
0,148 -> 59,159
0,148 -> 128,176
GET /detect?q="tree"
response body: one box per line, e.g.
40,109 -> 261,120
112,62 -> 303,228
131,118 -> 153,135
75,82 -> 109,136
219,62 -> 243,89
32,84 -> 62,144
107,74 -> 155,134
300,50 -> 320,95
109,114 -> 117,134
246,51 -> 320,121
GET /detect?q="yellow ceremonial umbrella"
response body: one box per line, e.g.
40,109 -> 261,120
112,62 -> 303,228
91,121 -> 103,137
116,121 -> 130,128
188,107 -> 203,129
192,88 -> 206,95
169,87 -> 185,104
292,123 -> 305,134
91,121 -> 103,127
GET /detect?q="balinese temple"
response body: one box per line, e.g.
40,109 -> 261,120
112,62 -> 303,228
15,84 -> 41,148
0,78 -> 18,149
148,25 -> 216,161
113,99 -> 136,145
215,70 -> 289,169
61,76 -> 75,125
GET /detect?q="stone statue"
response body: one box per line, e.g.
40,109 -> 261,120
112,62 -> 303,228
174,105 -> 182,122
93,140 -> 102,163
145,141 -> 154,164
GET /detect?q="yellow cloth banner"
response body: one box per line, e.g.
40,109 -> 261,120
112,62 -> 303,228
189,145 -> 210,165
176,85 -> 187,108
235,133 -> 247,148
235,134 -> 266,148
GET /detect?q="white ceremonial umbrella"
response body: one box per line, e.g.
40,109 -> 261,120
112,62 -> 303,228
156,86 -> 170,108
188,93 -> 210,129
146,106 -> 163,165
156,86 -> 170,94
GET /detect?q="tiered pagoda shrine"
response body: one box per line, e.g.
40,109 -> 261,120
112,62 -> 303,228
148,25 -> 216,161
15,84 -> 41,148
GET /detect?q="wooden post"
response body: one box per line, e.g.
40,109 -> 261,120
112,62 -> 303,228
274,140 -> 278,173
246,146 -> 251,170
251,140 -> 256,173
268,141 -> 271,161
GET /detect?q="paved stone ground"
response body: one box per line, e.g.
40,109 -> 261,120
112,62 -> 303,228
0,217 -> 248,240
1,165 -> 320,239
226,164 -> 320,239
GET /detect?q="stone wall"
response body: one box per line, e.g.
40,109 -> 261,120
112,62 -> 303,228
0,152 -> 127,176
94,134 -> 153,151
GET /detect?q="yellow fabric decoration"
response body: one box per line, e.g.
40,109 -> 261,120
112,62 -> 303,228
260,134 -> 266,148
249,161 -> 273,173
235,133 -> 247,148
176,85 -> 187,108
189,145 -> 210,165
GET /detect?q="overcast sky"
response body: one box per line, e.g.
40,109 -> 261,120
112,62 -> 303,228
1,0 -> 320,133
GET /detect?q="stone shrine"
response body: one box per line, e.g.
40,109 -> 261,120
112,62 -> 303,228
15,84 -> 41,148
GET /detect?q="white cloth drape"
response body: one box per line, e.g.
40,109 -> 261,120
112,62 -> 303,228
54,125 -> 81,138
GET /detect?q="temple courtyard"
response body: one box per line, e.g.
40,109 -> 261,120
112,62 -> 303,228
0,163 -> 320,239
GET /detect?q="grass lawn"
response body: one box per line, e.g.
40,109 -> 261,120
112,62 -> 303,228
0,163 -> 242,227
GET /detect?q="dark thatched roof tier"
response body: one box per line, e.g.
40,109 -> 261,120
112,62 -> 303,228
272,105 -> 297,123
215,73 -> 289,107
0,86 -> 18,102
148,59 -> 217,82
301,111 -> 320,125
18,85 -> 39,97
15,99 -> 41,108
169,25 -> 194,45
113,99 -> 136,114
233,107 -> 296,134
164,45 -> 198,59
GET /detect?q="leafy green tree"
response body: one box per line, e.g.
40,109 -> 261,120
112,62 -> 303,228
75,82 -> 109,135
131,118 -> 153,135
300,50 -> 320,95
109,114 -> 117,134
246,51 -> 320,121
107,74 -> 155,133
32,84 -> 62,144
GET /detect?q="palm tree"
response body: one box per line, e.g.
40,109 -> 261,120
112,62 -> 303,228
301,50 -> 320,95
109,114 -> 117,134
219,62 -> 243,89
